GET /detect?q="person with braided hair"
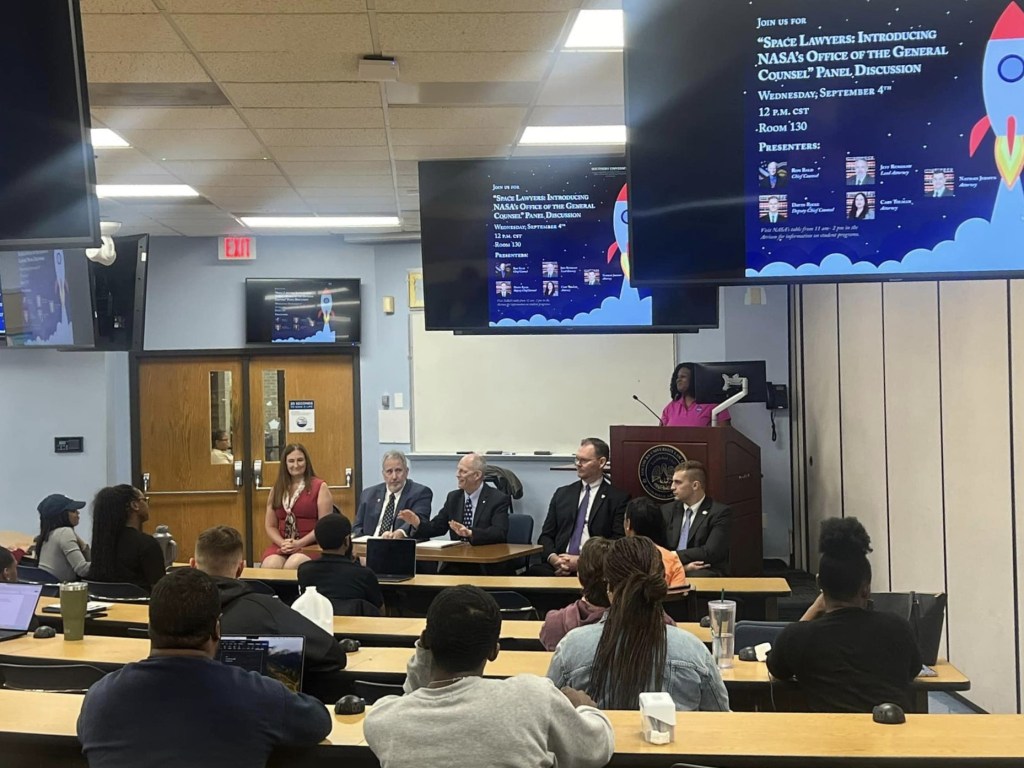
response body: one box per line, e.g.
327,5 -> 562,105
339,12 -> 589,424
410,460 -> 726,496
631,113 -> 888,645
546,536 -> 729,711
367,586 -> 614,768
767,517 -> 921,712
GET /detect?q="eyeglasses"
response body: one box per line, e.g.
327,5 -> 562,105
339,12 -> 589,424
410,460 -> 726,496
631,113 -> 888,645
573,456 -> 596,465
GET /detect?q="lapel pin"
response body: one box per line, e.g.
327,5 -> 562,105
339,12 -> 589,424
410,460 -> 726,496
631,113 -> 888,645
702,510 -> 708,515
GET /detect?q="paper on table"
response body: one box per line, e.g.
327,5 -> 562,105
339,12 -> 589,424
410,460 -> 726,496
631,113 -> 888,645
416,540 -> 466,549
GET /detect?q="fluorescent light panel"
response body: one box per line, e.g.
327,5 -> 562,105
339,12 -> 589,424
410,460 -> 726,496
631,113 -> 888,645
564,10 -> 624,50
97,184 -> 199,198
91,128 -> 130,148
240,216 -> 401,229
519,125 -> 626,145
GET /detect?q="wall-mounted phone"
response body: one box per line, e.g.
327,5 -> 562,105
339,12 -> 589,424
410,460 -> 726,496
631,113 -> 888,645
766,382 -> 789,411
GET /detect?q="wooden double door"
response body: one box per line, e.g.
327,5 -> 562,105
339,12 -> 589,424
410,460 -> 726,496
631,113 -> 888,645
135,353 -> 358,563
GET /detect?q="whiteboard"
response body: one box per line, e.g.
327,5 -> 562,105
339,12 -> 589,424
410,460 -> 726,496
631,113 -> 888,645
409,312 -> 675,454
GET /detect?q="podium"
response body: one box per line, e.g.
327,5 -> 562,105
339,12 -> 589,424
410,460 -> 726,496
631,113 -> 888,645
609,426 -> 763,576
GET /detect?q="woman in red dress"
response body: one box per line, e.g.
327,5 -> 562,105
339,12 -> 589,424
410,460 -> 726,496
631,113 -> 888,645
261,443 -> 334,569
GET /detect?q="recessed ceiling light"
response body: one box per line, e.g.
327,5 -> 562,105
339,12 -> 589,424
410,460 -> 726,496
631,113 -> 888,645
240,216 -> 401,229
91,128 -> 130,148
519,125 -> 626,145
96,184 -> 199,198
564,10 -> 624,50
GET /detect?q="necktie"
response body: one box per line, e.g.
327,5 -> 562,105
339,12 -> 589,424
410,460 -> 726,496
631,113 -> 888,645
567,484 -> 591,555
678,507 -> 693,550
379,493 -> 396,533
462,494 -> 474,528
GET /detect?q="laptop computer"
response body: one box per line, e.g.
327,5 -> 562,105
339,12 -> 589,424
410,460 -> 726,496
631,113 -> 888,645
0,583 -> 44,641
216,635 -> 305,693
365,537 -> 417,583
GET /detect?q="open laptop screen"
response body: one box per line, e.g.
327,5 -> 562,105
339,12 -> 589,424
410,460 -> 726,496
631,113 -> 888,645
216,635 -> 305,692
365,538 -> 416,579
0,583 -> 43,631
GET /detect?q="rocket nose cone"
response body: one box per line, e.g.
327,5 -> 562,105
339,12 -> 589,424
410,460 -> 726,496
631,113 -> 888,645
991,3 -> 1024,40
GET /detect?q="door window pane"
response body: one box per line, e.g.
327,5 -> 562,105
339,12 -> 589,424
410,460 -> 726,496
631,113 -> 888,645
210,371 -> 234,465
263,369 -> 286,462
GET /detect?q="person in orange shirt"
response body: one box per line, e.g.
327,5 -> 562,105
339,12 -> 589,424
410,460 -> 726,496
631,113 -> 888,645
624,498 -> 687,589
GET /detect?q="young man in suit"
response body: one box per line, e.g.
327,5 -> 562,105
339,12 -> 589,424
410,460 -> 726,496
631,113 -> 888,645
353,450 -> 433,538
530,437 -> 629,576
396,453 -> 510,574
662,460 -> 732,577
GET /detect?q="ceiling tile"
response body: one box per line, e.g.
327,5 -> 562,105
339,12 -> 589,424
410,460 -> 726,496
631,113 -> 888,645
160,160 -> 281,178
254,128 -> 387,147
93,107 -> 245,131
242,108 -> 385,129
115,202 -> 228,217
377,0 -> 581,9
385,81 -> 537,106
396,52 -> 550,82
200,52 -> 360,83
161,0 -> 366,12
396,161 -> 419,175
81,0 -> 158,13
528,105 -> 624,125
388,107 -> 525,129
222,83 -> 382,108
218,199 -> 313,214
268,146 -> 391,161
172,14 -> 372,52
199,188 -> 305,202
85,53 -> 210,82
156,221 -> 251,236
278,161 -> 393,176
290,177 -> 396,190
296,185 -> 395,198
512,144 -> 625,158
536,52 -> 623,106
378,13 -> 569,52
81,15 -> 188,52
195,175 -> 293,188
390,128 -> 518,146
94,151 -> 173,176
306,198 -> 399,213
123,129 -> 267,160
392,145 -> 511,160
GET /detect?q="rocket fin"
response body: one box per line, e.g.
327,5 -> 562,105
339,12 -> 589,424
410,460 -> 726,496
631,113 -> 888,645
970,115 -> 992,157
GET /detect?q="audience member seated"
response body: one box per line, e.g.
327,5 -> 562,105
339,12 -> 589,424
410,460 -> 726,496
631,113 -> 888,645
210,429 -> 234,465
547,536 -> 729,711
539,537 -> 613,651
262,443 -> 333,569
87,485 -> 165,593
36,493 -> 91,582
0,547 -> 17,582
366,586 -> 614,768
625,497 -> 687,589
353,450 -> 432,538
530,437 -> 628,577
395,453 -> 509,575
192,525 -> 347,702
298,514 -> 384,614
77,568 -> 331,768
766,517 -> 922,712
662,460 -> 732,576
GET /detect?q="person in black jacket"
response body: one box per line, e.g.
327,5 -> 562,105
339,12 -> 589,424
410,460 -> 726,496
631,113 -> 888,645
87,485 -> 165,593
191,525 -> 347,702
298,514 -> 383,614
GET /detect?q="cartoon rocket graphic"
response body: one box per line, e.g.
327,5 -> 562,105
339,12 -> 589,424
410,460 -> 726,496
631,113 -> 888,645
606,184 -> 631,280
318,289 -> 333,330
970,2 -> 1024,189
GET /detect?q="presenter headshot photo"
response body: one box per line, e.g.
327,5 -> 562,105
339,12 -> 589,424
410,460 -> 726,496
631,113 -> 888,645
759,195 -> 786,224
496,281 -> 511,297
660,362 -> 730,427
927,169 -> 954,198
847,156 -> 875,186
759,160 -> 787,190
847,192 -> 874,220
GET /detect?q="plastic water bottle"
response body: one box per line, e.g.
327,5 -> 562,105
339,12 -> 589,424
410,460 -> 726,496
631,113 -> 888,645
291,585 -> 333,635
153,525 -> 178,569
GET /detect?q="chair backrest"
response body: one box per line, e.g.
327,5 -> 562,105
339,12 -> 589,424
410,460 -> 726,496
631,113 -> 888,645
735,620 -> 789,649
0,662 -> 107,694
490,591 -> 537,620
506,514 -> 535,573
17,565 -> 59,584
353,679 -> 404,704
85,581 -> 149,602
330,598 -> 382,617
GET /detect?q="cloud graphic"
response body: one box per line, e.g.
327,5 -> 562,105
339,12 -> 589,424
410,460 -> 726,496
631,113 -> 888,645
24,319 -> 75,346
274,326 -> 336,343
748,184 -> 1024,278
492,282 -> 653,327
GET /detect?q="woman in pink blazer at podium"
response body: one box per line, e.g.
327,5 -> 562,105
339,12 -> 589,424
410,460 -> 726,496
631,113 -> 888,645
660,363 -> 730,427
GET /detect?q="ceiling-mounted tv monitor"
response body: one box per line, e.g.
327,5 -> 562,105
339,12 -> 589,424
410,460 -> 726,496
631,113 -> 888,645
0,249 -> 95,349
0,0 -> 100,249
245,279 -> 361,345
90,235 -> 149,351
419,157 -> 719,333
625,0 -> 1024,285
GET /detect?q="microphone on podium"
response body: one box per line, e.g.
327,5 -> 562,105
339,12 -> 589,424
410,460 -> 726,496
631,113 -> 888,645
632,394 -> 664,426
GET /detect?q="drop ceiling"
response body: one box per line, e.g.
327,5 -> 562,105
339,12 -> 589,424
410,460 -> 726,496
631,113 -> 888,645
82,0 -> 626,237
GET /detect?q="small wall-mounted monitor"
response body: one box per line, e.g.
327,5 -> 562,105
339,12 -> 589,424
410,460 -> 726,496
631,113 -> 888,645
245,278 -> 361,345
0,248 -> 95,349
89,235 -> 149,351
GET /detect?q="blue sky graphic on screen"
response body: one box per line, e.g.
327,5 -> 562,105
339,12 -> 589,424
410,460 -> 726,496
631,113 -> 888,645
747,0 -> 1024,278
273,287 -> 337,343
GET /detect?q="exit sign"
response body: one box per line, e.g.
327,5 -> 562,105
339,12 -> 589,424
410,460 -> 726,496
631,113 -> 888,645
219,236 -> 256,261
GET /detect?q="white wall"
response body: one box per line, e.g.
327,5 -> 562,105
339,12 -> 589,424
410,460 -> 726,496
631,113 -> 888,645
795,280 -> 1024,714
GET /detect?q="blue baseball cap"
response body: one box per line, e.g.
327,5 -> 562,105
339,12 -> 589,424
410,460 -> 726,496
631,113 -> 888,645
37,493 -> 87,519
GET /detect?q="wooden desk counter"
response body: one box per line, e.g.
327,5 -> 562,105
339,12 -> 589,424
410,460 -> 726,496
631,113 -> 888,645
351,542 -> 541,564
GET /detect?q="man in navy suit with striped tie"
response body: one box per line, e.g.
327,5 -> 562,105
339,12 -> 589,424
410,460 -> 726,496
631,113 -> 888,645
353,450 -> 433,538
662,460 -> 732,577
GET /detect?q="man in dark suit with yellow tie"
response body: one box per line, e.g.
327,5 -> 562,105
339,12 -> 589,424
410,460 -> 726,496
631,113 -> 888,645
661,460 -> 732,577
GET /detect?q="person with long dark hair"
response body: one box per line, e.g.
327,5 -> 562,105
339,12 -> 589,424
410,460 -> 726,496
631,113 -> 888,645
262,443 -> 334,569
0,547 -> 17,583
36,493 -> 91,581
624,498 -> 686,588
660,362 -> 730,427
87,485 -> 165,592
848,191 -> 872,220
547,536 -> 728,710
767,517 -> 922,712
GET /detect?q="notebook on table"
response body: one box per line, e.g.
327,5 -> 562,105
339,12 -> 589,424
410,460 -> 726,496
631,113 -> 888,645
365,538 -> 417,583
216,635 -> 306,693
0,583 -> 43,641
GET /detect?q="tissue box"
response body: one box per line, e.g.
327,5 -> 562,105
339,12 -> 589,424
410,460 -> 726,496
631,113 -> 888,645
639,691 -> 676,745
